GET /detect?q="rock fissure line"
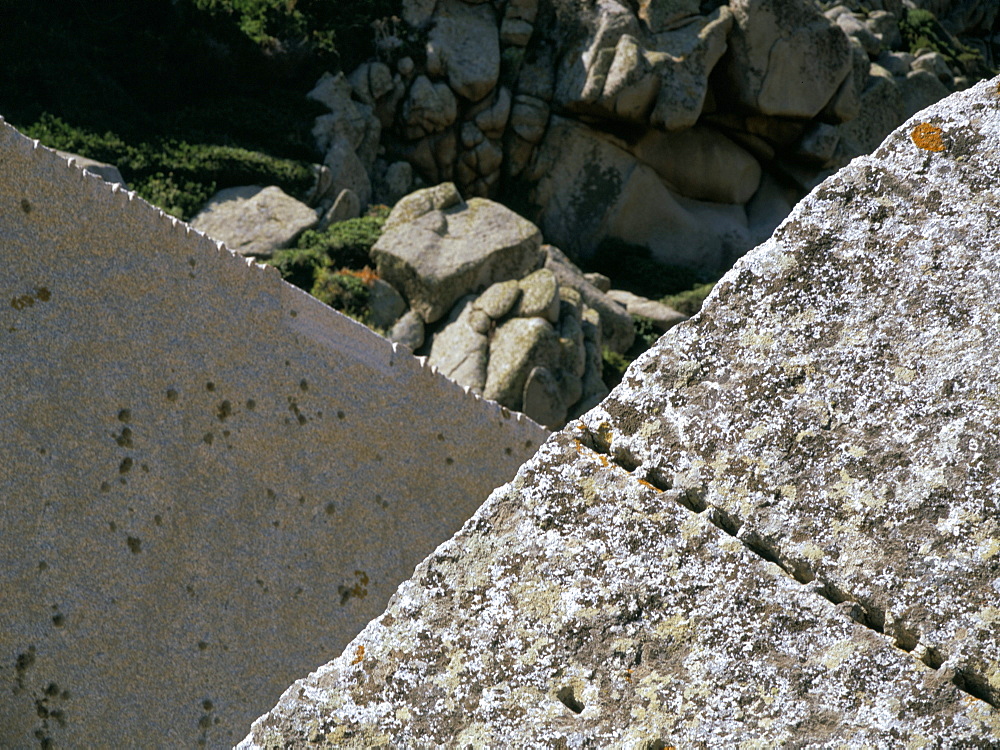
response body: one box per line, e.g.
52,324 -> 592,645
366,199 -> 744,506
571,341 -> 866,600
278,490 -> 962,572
574,424 -> 999,711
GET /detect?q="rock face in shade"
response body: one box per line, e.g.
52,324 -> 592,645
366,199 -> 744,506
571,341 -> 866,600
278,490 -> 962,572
0,120 -> 547,750
239,79 -> 1000,746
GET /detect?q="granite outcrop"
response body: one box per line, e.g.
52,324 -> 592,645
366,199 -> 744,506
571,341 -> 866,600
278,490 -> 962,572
239,76 -> 1000,748
0,120 -> 548,749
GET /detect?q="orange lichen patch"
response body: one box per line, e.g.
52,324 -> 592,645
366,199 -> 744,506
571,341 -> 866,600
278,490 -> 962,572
910,122 -> 947,152
338,266 -> 380,286
573,439 -> 611,468
637,478 -> 658,491
350,644 -> 365,665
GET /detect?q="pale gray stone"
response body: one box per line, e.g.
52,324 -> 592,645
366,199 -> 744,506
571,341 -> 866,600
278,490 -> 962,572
190,185 -> 318,259
402,75 -> 458,138
484,316 -> 561,410
382,161 -> 414,205
583,271 -> 611,293
509,94 -> 550,144
837,12 -> 882,58
372,184 -> 543,324
543,244 -> 635,355
638,0 -> 700,32
473,279 -> 521,320
53,149 -> 126,186
898,69 -> 952,120
323,136 -> 373,208
427,295 -> 489,392
426,0 -> 500,102
368,279 -> 408,329
795,122 -> 841,165
516,268 -> 560,323
318,188 -> 361,231
837,73 -> 905,160
631,125 -> 762,204
912,51 -> 955,85
606,289 -> 688,332
240,78 -> 1000,750
388,309 -> 426,351
521,366 -> 567,429
0,119 -> 548,749
722,0 -> 852,118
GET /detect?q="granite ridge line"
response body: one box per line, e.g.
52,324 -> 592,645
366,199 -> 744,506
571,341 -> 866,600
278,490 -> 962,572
2,117 -> 545,434
571,421 -> 1000,711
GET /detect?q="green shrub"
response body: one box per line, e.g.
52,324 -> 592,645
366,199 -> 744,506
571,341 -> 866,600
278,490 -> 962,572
20,114 -> 314,220
662,282 -> 715,317
266,246 -> 329,291
898,8 -> 993,78
310,268 -> 372,322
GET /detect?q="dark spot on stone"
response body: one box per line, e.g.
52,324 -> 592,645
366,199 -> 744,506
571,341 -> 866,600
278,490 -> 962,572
119,457 -> 133,474
505,447 -> 513,455
115,428 -> 133,448
202,699 -> 213,711
166,389 -> 178,402
325,502 -> 336,515
437,433 -> 445,441
198,716 -> 211,729
290,310 -> 298,317
109,522 -> 117,532
52,614 -> 64,627
141,463 -> 149,472
206,382 -> 215,392
100,482 -> 110,493
337,410 -> 345,420
203,432 -> 214,445
198,641 -> 208,650
20,198 -> 31,213
299,379 -> 308,391
118,409 -> 131,423
154,514 -> 162,526
246,399 -> 256,410
188,258 -> 196,267
446,457 -> 454,465
525,440 -> 533,449
266,488 -> 276,499
126,536 -> 142,554
216,400 -> 232,420
38,561 -> 48,571
298,495 -> 305,504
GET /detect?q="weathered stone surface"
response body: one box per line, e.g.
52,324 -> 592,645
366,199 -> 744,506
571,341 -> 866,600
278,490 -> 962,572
323,137 -> 373,208
426,0 -> 500,102
606,289 -> 688,332
632,125 -> 762,204
241,435 -> 999,746
898,69 -> 953,120
371,184 -> 543,324
722,0 -> 853,118
241,77 -> 1000,750
0,120 -> 549,749
367,279 -> 407,329
53,149 -> 126,186
543,244 -> 635,355
515,268 -> 560,323
388,309 -> 426,351
473,278 -> 521,320
484,316 -> 560,410
318,188 -> 361,231
190,185 -> 318,259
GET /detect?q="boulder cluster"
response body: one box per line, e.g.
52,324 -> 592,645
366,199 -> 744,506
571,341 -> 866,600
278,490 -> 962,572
304,0 -> 997,274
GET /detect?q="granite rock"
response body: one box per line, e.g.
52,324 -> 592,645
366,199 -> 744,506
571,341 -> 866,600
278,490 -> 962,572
0,120 -> 548,749
240,77 -> 1000,749
190,185 -> 318,259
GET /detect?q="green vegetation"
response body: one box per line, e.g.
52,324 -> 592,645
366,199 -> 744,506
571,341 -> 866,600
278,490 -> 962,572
1,0 -> 399,217
268,208 -> 390,291
585,238 -> 707,300
898,8 -> 995,78
662,282 -> 715,318
311,268 -> 373,323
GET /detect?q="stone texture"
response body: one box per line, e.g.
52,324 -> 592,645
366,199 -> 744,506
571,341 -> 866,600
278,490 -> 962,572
318,188 -> 361,231
190,185 -> 318,259
515,268 -> 560,323
367,279 -> 407,329
0,120 -> 549,749
722,0 -> 853,118
606,289 -> 688,332
543,245 -> 635,355
240,77 -> 1000,749
427,295 -> 490,393
388,309 -> 426,352
53,149 -> 126,186
371,184 -> 544,324
631,125 -> 762,204
426,0 -> 500,102
484,316 -> 560,409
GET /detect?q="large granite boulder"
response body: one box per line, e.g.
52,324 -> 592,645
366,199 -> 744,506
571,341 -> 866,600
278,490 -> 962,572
0,120 -> 548,749
370,183 -> 544,324
190,185 -> 319,259
313,0 -> 979,276
240,78 -> 1000,746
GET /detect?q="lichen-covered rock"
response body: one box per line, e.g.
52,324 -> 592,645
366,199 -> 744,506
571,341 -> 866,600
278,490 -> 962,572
371,184 -> 543,323
190,185 -> 318,259
240,78 -> 1000,748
